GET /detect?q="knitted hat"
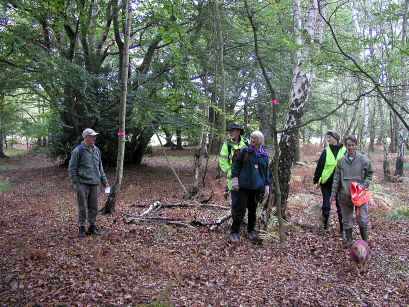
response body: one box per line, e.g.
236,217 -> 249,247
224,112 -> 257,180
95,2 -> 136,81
326,130 -> 340,143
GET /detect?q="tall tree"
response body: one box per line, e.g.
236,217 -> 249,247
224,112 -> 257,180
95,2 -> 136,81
278,0 -> 323,219
103,0 -> 131,214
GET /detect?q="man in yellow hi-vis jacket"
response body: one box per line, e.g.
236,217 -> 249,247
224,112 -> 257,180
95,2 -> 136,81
219,123 -> 248,206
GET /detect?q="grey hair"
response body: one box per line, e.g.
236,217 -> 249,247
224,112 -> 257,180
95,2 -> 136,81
250,130 -> 265,145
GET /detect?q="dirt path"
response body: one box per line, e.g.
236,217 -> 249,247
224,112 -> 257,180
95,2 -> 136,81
1,149 -> 408,306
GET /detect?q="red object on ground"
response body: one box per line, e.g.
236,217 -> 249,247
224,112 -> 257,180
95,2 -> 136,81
350,181 -> 371,207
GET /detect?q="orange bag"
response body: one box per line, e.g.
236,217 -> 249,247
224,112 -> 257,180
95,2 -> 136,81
350,181 -> 371,207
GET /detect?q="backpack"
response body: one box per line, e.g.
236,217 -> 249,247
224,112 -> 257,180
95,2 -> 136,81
73,143 -> 86,162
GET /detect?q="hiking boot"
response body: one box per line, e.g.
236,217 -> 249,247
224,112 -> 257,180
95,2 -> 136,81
359,226 -> 368,242
229,232 -> 240,243
319,216 -> 329,234
78,226 -> 86,238
87,224 -> 101,236
341,229 -> 347,242
248,230 -> 259,241
343,228 -> 353,248
322,215 -> 329,230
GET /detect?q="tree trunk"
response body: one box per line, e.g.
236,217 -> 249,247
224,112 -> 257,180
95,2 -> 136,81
208,0 -> 225,155
278,65 -> 304,217
278,0 -> 321,219
257,100 -> 273,146
129,127 -> 155,165
214,0 -> 226,145
0,131 -> 6,158
191,130 -> 207,197
395,0 -> 409,176
294,131 -> 300,162
163,129 -> 175,147
395,140 -> 405,177
0,96 -> 7,158
176,128 -> 183,149
102,0 -> 131,214
368,103 -> 376,152
389,112 -> 398,153
378,100 -> 392,181
245,0 -> 285,243
344,101 -> 360,136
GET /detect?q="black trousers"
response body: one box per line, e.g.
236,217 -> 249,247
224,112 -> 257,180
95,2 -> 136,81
231,189 -> 261,233
321,184 -> 342,224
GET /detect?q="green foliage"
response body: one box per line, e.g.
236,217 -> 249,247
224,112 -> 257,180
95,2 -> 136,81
4,147 -> 26,157
388,206 -> 409,221
0,180 -> 11,193
1,0 -> 408,164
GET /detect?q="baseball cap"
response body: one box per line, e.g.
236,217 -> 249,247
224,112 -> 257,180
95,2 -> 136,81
82,128 -> 99,138
227,123 -> 244,131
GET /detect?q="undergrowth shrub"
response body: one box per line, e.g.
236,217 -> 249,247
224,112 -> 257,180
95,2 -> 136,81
388,206 -> 409,220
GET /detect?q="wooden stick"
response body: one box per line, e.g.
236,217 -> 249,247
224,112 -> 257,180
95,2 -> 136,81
130,201 -> 230,210
124,215 -> 195,228
154,132 -> 188,195
139,201 -> 162,216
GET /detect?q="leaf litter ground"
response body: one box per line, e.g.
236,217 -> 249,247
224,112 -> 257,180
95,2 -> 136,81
0,146 -> 408,306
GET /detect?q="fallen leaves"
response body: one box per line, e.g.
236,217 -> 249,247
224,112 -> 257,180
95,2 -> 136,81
0,149 -> 409,305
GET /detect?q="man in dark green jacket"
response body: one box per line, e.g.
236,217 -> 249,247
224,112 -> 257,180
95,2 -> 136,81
69,128 -> 109,238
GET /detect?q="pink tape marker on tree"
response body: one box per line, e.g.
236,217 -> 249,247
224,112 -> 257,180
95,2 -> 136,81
117,129 -> 126,138
271,98 -> 280,105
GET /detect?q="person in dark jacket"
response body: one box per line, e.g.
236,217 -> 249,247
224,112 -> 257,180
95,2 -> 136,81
69,128 -> 109,238
230,131 -> 272,242
313,130 -> 346,235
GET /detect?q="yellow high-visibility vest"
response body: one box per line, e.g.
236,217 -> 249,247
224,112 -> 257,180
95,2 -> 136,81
319,146 -> 346,184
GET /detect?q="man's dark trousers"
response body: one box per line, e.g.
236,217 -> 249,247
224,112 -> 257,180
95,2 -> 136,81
76,183 -> 99,226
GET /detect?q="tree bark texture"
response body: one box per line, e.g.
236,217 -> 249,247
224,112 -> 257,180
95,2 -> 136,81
277,0 -> 321,219
244,0 -> 284,242
209,0 -> 225,155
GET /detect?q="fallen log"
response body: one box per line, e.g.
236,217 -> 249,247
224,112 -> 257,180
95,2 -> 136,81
130,201 -> 229,211
124,212 -> 232,229
124,215 -> 195,228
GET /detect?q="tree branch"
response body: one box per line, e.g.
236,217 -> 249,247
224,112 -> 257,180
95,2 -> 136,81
277,87 -> 377,133
317,0 -> 409,131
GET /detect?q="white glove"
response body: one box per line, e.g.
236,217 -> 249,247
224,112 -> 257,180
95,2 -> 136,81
232,177 -> 239,191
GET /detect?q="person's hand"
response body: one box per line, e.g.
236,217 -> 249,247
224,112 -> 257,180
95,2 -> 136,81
232,177 -> 239,191
315,183 -> 320,189
361,181 -> 370,190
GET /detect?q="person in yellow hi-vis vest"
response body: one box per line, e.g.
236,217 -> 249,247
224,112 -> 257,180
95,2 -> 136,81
313,131 -> 346,236
219,123 -> 248,208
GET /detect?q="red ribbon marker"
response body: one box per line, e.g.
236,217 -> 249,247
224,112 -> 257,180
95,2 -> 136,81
271,98 -> 280,105
117,129 -> 126,138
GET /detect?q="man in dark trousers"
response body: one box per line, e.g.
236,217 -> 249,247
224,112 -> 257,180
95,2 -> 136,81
313,131 -> 346,236
69,128 -> 109,238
